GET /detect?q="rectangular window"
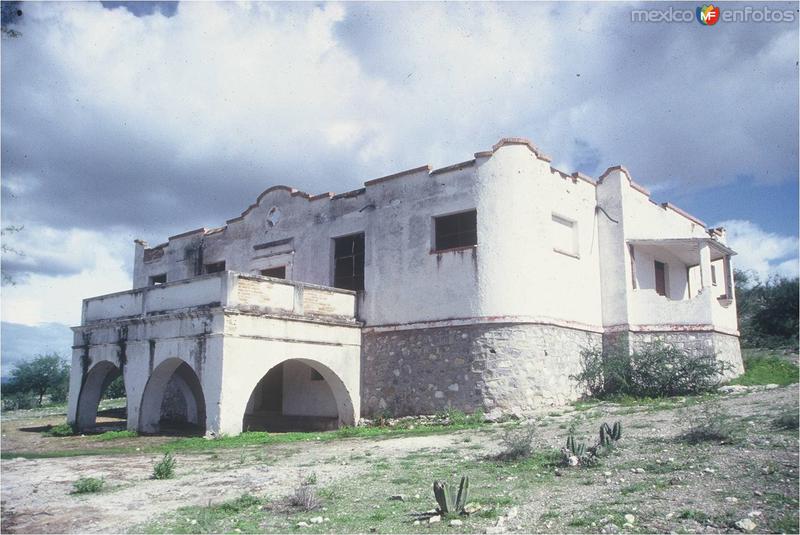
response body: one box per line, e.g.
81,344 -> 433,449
260,266 -> 286,279
204,261 -> 226,274
552,214 -> 579,257
711,265 -> 717,286
333,233 -> 365,291
654,261 -> 667,297
149,273 -> 167,286
433,210 -> 477,252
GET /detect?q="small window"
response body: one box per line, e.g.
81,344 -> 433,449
260,266 -> 286,279
149,273 -> 167,286
333,233 -> 365,291
204,261 -> 226,274
711,265 -> 717,286
552,214 -> 579,257
310,369 -> 324,381
655,261 -> 667,297
434,210 -> 477,252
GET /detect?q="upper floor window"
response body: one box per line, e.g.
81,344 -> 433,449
149,273 -> 167,286
260,266 -> 286,279
552,214 -> 579,258
433,210 -> 477,252
333,233 -> 365,291
204,261 -> 226,274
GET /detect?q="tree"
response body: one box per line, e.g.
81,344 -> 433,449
1,1 -> 23,38
734,269 -> 799,349
6,353 -> 70,406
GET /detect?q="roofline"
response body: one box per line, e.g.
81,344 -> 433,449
597,165 -> 707,228
143,139 -> 713,253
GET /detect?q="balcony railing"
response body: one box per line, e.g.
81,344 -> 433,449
628,287 -> 738,333
81,272 -> 357,324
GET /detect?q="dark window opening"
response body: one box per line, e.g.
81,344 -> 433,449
260,266 -> 286,279
204,261 -> 226,274
434,210 -> 477,252
333,233 -> 365,291
149,273 -> 167,286
310,369 -> 324,381
711,265 -> 717,286
654,261 -> 667,297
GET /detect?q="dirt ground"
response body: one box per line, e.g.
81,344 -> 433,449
1,387 -> 798,534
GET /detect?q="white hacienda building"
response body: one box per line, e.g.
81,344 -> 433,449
67,138 -> 743,436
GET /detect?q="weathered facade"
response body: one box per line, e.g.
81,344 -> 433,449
67,138 -> 743,435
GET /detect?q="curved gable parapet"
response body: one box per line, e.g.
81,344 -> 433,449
474,137 -> 553,163
597,165 -> 707,229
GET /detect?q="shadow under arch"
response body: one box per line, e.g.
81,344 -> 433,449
242,358 -> 356,432
138,358 -> 206,435
76,360 -> 125,432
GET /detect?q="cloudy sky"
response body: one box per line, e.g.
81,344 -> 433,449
1,1 -> 798,372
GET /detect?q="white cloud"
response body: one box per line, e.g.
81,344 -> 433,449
717,219 -> 799,280
1,227 -> 131,326
2,2 -> 796,240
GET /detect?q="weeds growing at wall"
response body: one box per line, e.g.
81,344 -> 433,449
573,342 -> 732,398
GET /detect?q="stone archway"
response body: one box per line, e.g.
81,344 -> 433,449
242,358 -> 355,432
75,360 -> 124,431
138,358 -> 206,434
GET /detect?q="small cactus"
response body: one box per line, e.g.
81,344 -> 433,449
611,421 -> 622,441
599,423 -> 611,446
566,435 -> 586,457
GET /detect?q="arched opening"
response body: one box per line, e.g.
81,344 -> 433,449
243,359 -> 348,432
76,361 -> 127,432
139,359 -> 206,435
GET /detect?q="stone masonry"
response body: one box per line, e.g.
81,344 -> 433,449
362,323 -> 602,418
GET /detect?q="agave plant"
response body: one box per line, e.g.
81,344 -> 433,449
433,475 -> 470,515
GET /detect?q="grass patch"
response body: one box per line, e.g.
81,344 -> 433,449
5,417 -> 487,459
95,430 -> 137,441
72,477 -> 105,494
678,509 -> 710,523
137,446 -> 560,534
730,350 -> 799,386
47,423 -> 77,437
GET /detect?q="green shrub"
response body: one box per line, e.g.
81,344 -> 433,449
680,402 -> 740,444
152,452 -> 177,479
72,477 -> 105,494
774,411 -> 799,430
48,423 -> 77,437
288,481 -> 320,510
2,392 -> 37,411
573,342 -> 731,398
495,423 -> 536,461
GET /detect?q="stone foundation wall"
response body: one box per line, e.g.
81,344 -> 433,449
613,330 -> 744,379
361,323 -> 602,418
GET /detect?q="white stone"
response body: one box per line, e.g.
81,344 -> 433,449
735,518 -> 757,532
429,515 -> 441,524
450,520 -> 463,526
